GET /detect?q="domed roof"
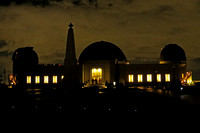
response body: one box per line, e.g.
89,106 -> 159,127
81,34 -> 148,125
12,47 -> 39,65
79,41 -> 127,64
160,44 -> 186,63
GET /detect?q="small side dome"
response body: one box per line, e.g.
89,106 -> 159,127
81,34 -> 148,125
160,44 -> 186,64
12,47 -> 39,65
78,41 -> 127,64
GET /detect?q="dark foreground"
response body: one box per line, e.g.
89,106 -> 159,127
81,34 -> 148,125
1,85 -> 200,116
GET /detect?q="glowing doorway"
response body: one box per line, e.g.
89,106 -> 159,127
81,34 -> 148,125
91,68 -> 102,84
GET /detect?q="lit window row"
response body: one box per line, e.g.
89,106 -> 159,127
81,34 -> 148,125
26,75 -> 64,84
128,74 -> 170,83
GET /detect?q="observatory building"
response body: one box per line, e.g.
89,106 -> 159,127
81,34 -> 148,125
11,23 -> 192,90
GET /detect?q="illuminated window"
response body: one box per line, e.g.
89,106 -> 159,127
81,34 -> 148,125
91,68 -> 102,84
27,76 -> 31,84
128,74 -> 134,82
157,74 -> 161,82
165,74 -> 170,82
147,74 -> 152,82
182,73 -> 184,79
61,75 -> 64,79
53,76 -> 57,84
138,74 -> 143,82
44,76 -> 49,84
35,76 -> 40,84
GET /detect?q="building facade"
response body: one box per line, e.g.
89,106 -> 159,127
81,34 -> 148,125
10,23 -> 192,90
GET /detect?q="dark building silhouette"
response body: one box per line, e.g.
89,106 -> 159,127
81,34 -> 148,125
160,44 -> 186,64
63,23 -> 80,92
10,23 -> 192,91
12,47 -> 64,88
12,47 -> 39,87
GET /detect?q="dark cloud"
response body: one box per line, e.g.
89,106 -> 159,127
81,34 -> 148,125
0,51 -> 12,57
0,0 -> 12,6
0,0 -> 99,7
0,40 -> 8,49
72,0 -> 84,6
72,0 -> 98,7
137,5 -> 175,17
155,5 -> 174,15
0,40 -> 13,57
0,0 -> 52,6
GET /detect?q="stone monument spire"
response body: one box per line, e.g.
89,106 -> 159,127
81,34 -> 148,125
64,22 -> 76,65
63,23 -> 80,92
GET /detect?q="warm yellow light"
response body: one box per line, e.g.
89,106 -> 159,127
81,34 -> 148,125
53,76 -> 57,83
138,74 -> 143,82
165,74 -> 170,82
128,74 -> 134,82
187,76 -> 192,84
8,85 -> 12,88
61,75 -> 64,79
44,76 -> 49,84
93,68 -> 97,73
98,68 -> 102,72
157,74 -> 161,82
113,82 -> 116,86
147,74 -> 152,82
35,76 -> 40,84
27,76 -> 31,84
91,68 -> 102,84
182,73 -> 184,79
9,74 -> 16,85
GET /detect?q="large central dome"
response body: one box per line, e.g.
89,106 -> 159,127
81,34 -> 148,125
79,41 -> 127,64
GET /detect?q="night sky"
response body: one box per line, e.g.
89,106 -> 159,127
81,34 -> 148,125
1,0 -> 200,82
